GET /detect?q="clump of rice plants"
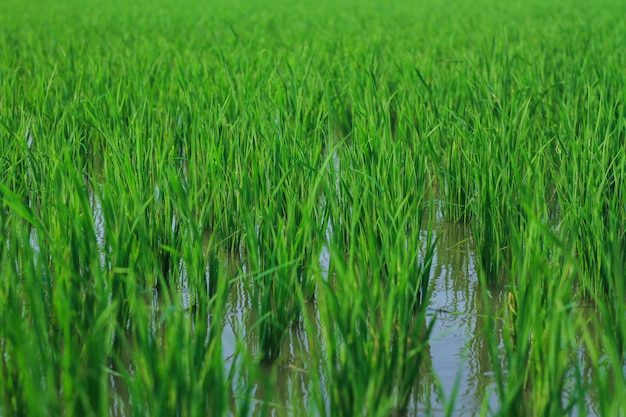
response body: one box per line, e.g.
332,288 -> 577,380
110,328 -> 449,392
314,151 -> 436,415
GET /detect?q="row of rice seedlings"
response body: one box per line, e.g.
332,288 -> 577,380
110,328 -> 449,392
427,11 -> 626,410
436,47 -> 623,300
434,26 -> 600,282
1,154 -> 117,416
438,123 -> 474,223
550,87 -> 625,299
0,156 -> 243,416
501,216 -> 579,416
115,237 -> 235,417
234,71 -> 329,363
576,229 -> 626,416
91,107 -> 246,412
242,201 -> 308,365
302,98 -> 437,413
313,182 -> 436,416
0,67 -> 246,412
476,148 -> 625,416
544,70 -> 626,415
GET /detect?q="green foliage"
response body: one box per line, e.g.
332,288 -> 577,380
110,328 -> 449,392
1,0 -> 626,415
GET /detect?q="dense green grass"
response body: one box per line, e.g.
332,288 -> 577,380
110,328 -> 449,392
1,0 -> 625,415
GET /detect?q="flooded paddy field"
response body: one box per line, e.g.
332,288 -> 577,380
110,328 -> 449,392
1,0 -> 626,415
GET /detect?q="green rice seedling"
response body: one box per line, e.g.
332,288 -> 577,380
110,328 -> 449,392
0,220 -> 56,417
468,87 -> 537,284
236,112 -> 327,363
163,169 -> 219,298
0,156 -> 118,417
323,84 -> 433,257
470,148 -> 509,283
577,240 -> 626,416
551,98 -> 626,300
242,201 -> 305,364
572,162 -> 625,408
116,267 -> 233,417
480,191 -> 592,417
438,122 -> 474,223
315,168 -> 436,416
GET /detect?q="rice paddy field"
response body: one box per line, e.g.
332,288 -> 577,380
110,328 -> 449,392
1,0 -> 626,415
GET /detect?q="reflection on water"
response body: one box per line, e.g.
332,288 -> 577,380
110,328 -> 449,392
425,217 -> 506,416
